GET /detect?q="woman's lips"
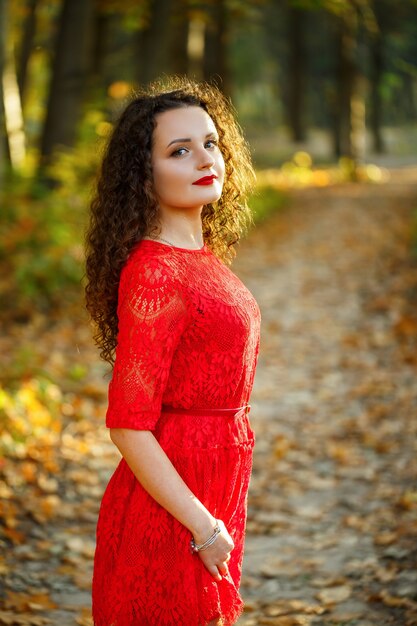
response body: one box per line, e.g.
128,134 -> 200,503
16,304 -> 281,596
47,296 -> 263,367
192,175 -> 217,186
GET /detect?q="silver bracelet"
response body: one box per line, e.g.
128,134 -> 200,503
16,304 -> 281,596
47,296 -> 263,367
190,521 -> 221,554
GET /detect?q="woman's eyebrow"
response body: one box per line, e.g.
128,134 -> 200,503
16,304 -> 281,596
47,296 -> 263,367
167,137 -> 191,147
166,132 -> 218,148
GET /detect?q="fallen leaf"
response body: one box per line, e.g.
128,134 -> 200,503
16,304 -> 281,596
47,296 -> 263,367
316,585 -> 352,605
374,531 -> 398,546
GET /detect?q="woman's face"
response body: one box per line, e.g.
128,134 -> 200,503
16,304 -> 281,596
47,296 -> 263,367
151,106 -> 225,215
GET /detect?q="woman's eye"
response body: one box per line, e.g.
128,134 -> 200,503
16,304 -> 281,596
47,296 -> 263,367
171,147 -> 188,157
205,139 -> 218,149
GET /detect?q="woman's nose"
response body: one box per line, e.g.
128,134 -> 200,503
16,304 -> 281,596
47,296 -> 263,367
197,149 -> 215,170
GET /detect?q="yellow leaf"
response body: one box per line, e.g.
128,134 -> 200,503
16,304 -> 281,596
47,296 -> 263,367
398,491 -> 417,510
316,585 -> 352,605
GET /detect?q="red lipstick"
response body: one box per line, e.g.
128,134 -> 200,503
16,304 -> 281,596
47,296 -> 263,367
192,175 -> 217,186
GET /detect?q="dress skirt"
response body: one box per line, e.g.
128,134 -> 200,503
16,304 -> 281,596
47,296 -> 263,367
92,406 -> 255,626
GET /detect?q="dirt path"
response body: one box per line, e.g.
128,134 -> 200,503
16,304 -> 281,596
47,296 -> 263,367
235,170 -> 417,625
1,170 -> 417,625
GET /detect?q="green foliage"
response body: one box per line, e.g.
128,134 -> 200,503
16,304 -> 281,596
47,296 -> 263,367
250,184 -> 288,223
0,176 -> 82,315
0,120 -> 106,317
69,364 -> 88,382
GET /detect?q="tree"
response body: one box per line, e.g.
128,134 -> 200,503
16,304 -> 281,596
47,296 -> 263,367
286,3 -> 307,142
310,0 -> 374,160
203,0 -> 230,94
16,0 -> 38,105
169,0 -> 189,76
135,0 -> 192,86
136,0 -> 175,85
0,0 -> 7,181
0,0 -> 26,172
135,0 -> 234,92
369,27 -> 383,151
39,0 -> 94,164
333,6 -> 358,158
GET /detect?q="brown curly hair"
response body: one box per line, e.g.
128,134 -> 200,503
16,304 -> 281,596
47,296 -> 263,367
85,76 -> 255,365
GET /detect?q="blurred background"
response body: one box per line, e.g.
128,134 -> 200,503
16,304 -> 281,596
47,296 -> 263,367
1,0 -> 417,319
1,1 -> 417,624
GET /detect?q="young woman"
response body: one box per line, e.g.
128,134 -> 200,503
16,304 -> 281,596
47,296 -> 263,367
85,77 -> 261,626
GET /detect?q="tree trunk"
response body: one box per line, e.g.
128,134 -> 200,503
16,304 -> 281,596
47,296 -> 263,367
287,4 -> 306,142
39,0 -> 94,163
17,0 -> 38,105
203,0 -> 230,95
333,13 -> 357,159
170,0 -> 189,75
401,73 -> 417,121
92,10 -> 112,82
1,0 -> 26,170
0,0 -> 8,179
369,28 -> 384,153
91,10 -> 127,93
136,0 -> 173,86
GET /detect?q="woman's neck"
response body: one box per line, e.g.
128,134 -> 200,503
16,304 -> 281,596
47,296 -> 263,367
150,208 -> 204,249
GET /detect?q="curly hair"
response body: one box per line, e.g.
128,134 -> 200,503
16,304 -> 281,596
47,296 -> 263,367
85,76 -> 256,365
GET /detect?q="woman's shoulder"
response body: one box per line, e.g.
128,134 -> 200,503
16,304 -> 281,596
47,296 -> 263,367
121,239 -> 182,290
128,238 -> 175,262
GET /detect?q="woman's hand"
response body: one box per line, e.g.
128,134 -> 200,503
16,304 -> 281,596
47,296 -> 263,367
109,430 -> 234,582
193,519 -> 234,581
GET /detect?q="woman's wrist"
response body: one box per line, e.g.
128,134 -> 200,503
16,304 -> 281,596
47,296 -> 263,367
191,520 -> 221,554
190,513 -> 218,544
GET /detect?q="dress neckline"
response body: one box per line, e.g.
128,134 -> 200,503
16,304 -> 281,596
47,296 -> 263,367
141,239 -> 207,253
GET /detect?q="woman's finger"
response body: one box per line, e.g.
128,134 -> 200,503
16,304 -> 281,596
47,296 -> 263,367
208,565 -> 222,581
217,561 -> 229,577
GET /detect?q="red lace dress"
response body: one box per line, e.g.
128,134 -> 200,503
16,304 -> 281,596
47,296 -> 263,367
92,240 -> 261,626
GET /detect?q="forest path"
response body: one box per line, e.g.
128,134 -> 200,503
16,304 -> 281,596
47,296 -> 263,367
235,167 -> 417,625
1,168 -> 417,625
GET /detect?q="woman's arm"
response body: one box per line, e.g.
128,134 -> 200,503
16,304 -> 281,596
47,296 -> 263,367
110,428 -> 234,580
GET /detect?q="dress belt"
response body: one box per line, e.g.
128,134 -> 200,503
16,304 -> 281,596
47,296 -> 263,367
161,404 -> 251,417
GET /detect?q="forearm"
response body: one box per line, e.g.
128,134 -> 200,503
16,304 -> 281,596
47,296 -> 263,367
109,428 -> 216,542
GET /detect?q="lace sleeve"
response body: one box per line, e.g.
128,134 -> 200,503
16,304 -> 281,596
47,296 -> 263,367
105,252 -> 189,430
